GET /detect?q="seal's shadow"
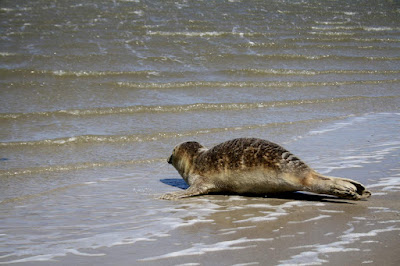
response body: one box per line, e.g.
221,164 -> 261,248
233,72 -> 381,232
160,179 -> 352,204
160,179 -> 189,190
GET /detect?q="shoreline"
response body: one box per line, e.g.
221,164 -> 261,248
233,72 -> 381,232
7,186 -> 399,265
12,192 -> 399,266
2,113 -> 399,265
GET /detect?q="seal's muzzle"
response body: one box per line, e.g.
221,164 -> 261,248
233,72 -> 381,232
167,155 -> 173,164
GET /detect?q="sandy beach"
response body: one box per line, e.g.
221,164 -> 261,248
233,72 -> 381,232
12,187 -> 400,265
3,113 -> 400,265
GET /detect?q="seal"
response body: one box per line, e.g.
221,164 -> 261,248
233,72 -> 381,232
161,138 -> 371,200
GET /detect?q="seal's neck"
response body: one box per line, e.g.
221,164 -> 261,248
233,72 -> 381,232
175,155 -> 194,184
175,148 -> 207,185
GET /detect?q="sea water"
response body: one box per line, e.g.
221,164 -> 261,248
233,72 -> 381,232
1,0 -> 399,264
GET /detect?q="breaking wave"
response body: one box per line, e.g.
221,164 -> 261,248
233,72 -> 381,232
2,96 -> 392,119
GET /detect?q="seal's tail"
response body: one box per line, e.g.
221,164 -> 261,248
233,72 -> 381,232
306,172 -> 371,200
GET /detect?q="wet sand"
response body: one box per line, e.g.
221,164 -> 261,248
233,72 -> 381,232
9,140 -> 400,266
2,114 -> 399,266
18,195 -> 400,266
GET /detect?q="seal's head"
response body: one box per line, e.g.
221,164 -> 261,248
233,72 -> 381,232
167,141 -> 206,181
168,141 -> 204,165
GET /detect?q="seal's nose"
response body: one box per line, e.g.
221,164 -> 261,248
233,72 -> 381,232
167,155 -> 173,164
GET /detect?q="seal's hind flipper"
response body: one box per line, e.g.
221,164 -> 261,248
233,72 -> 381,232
305,172 -> 371,200
329,176 -> 371,200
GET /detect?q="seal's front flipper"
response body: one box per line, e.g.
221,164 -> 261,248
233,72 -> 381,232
159,190 -> 200,200
159,176 -> 215,200
159,186 -> 208,200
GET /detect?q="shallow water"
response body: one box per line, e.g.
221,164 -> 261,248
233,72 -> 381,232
1,0 -> 399,264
